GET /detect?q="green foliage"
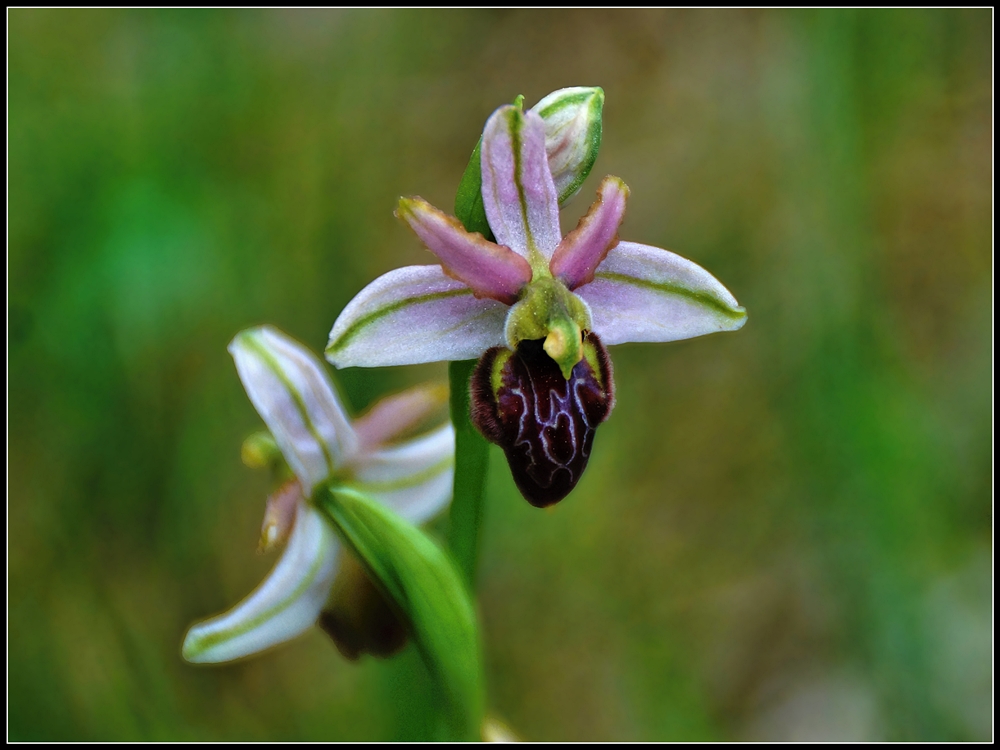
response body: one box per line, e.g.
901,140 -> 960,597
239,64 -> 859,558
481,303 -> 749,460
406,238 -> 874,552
446,360 -> 491,586
318,486 -> 483,741
454,139 -> 494,241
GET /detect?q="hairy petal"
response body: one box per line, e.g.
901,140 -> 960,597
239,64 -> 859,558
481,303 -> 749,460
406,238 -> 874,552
480,105 -> 562,262
550,176 -> 629,290
348,424 -> 455,525
531,86 -> 605,206
396,197 -> 531,304
182,499 -> 340,664
354,383 -> 450,451
575,241 -> 747,345
230,326 -> 358,493
327,266 -> 508,368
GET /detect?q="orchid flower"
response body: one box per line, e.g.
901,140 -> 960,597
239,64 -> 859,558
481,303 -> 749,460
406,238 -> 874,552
326,89 -> 746,507
182,325 -> 454,663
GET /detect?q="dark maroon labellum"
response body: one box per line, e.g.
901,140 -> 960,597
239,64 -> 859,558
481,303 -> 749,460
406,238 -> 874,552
471,331 -> 615,507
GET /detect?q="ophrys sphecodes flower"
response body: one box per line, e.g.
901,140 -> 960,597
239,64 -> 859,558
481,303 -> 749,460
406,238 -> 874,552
326,89 -> 745,507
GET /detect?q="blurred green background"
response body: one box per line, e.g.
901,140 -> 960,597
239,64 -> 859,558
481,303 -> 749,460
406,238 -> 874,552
9,9 -> 992,741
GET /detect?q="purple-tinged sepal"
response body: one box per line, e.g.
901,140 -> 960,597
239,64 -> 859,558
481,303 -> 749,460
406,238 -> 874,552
326,265 -> 508,368
185,327 -> 458,665
182,493 -> 341,663
230,326 -> 358,495
471,332 -> 614,507
575,241 -> 747,345
480,104 -> 562,269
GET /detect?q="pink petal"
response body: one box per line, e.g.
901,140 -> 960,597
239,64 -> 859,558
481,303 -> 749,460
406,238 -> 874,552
396,197 -> 531,304
259,479 -> 303,552
549,176 -> 629,290
353,383 -> 449,451
480,105 -> 562,262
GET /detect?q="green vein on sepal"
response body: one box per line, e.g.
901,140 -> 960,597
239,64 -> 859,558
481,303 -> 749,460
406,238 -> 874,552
557,96 -> 602,206
239,330 -> 336,477
595,271 -> 748,322
326,288 -> 475,356
181,540 -> 328,660
534,89 -> 595,119
345,455 -> 454,493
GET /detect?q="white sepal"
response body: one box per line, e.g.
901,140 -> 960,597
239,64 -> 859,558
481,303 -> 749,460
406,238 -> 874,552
349,424 -> 455,526
230,326 -> 358,494
575,241 -> 747,345
182,498 -> 340,664
326,265 -> 507,368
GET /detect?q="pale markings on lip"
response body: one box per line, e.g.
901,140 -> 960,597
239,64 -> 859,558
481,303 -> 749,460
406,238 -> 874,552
509,374 -> 595,491
470,332 -> 613,507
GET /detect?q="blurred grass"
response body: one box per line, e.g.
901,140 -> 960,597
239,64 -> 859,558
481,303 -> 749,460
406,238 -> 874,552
8,9 -> 991,741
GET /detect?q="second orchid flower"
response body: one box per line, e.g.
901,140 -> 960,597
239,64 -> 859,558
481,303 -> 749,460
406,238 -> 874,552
182,326 -> 454,663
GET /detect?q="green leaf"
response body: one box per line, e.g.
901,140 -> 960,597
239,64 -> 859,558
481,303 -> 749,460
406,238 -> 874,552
446,359 -> 491,586
317,486 -> 484,741
454,93 -> 527,241
454,138 -> 494,241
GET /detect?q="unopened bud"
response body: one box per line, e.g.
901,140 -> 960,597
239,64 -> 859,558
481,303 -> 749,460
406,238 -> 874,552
531,86 -> 604,206
241,431 -> 281,470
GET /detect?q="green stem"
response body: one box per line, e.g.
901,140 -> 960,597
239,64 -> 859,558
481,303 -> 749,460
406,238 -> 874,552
447,359 -> 490,588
